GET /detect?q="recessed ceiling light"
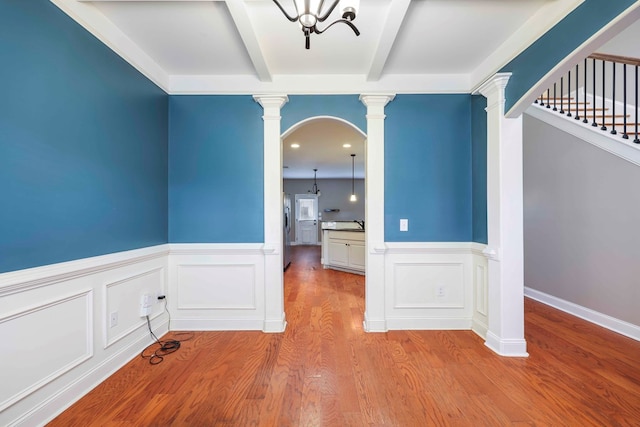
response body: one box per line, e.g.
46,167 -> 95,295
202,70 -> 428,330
343,143 -> 351,148
291,143 -> 300,148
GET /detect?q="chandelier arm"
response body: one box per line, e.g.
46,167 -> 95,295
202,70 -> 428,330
314,19 -> 360,36
317,0 -> 340,22
272,0 -> 299,22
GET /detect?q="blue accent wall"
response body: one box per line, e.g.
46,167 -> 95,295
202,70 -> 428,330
501,0 -> 636,112
471,96 -> 488,244
385,95 -> 473,242
0,1 -> 168,273
282,95 -> 366,134
168,96 -> 264,242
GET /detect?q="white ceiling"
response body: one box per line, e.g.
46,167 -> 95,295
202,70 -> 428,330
54,0 -> 583,177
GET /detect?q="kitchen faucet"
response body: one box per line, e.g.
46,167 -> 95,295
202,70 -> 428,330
354,220 -> 365,230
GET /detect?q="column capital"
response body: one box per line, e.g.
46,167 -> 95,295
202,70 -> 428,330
475,73 -> 511,99
253,95 -> 289,117
359,94 -> 396,109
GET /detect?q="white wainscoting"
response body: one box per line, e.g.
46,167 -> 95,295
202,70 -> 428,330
383,243 -> 488,331
0,245 -> 169,427
168,244 -> 267,331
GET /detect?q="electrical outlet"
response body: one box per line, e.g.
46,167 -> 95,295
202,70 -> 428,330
109,311 -> 118,328
436,285 -> 445,298
400,218 -> 408,231
139,294 -> 153,317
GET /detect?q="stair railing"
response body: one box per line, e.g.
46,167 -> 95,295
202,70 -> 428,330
535,53 -> 640,144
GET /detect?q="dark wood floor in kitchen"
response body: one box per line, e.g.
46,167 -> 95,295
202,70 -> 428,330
50,245 -> 640,426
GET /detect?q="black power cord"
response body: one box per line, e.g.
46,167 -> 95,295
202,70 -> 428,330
141,296 -> 193,365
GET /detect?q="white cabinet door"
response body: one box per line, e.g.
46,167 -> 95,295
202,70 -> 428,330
328,240 -> 350,267
348,241 -> 366,270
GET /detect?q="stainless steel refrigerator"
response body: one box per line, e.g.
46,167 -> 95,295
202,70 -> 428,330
283,193 -> 292,271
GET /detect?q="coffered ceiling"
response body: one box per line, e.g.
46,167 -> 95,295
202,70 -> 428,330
55,0 -> 582,95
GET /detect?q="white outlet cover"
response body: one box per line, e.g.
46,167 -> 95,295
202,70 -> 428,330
400,218 -> 408,231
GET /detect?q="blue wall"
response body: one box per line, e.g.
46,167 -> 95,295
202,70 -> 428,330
501,0 -> 636,112
0,1 -> 168,273
471,96 -> 488,244
385,95 -> 473,242
169,96 -> 264,242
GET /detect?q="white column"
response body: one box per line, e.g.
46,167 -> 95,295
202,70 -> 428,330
359,94 -> 395,332
476,74 -> 528,357
254,94 -> 289,333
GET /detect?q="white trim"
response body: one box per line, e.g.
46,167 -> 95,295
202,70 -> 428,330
484,332 -> 529,357
478,73 -> 528,358
366,0 -> 411,81
169,74 -> 472,95
362,314 -> 387,332
50,0 -> 169,92
360,94 -> 395,333
0,290 -> 94,413
168,243 -> 265,256
103,267 -> 165,348
386,317 -> 472,330
170,318 -> 265,331
0,244 -> 169,297
384,242 -> 486,255
470,0 -> 584,93
526,103 -> 640,167
525,287 -> 640,342
253,95 -> 289,334
223,0 -> 272,82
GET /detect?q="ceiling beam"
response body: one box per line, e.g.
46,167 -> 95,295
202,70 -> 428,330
366,0 -> 411,82
224,0 -> 272,82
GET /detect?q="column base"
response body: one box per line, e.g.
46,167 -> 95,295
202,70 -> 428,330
484,331 -> 528,357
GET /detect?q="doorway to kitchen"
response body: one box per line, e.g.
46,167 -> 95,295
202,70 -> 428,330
282,116 -> 366,268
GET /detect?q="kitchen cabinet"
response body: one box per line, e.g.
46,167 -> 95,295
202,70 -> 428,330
322,230 -> 365,274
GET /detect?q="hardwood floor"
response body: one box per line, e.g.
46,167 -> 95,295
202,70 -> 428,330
50,246 -> 640,426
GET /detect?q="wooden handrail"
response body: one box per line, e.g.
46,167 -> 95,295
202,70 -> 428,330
589,52 -> 640,67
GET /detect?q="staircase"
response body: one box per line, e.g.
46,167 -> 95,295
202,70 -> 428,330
533,53 -> 640,142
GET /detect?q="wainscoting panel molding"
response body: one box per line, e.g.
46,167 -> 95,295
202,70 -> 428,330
0,290 -> 93,413
384,243 -> 486,330
0,245 -> 169,427
104,267 -> 166,348
168,244 -> 266,331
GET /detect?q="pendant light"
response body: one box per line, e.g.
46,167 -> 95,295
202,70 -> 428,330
311,168 -> 321,196
350,154 -> 357,202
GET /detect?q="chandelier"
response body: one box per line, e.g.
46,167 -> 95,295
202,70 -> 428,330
272,0 -> 360,49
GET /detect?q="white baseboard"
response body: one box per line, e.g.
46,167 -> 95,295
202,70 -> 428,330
472,319 -> 488,339
484,331 -> 529,358
363,314 -> 387,332
386,317 -> 473,330
525,287 -> 640,341
170,318 -> 265,331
